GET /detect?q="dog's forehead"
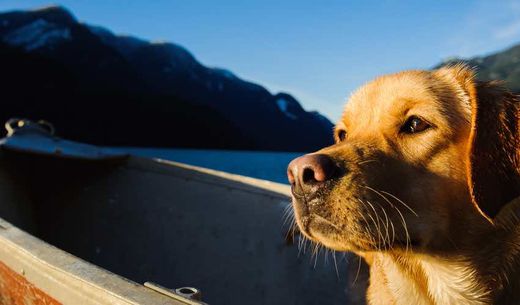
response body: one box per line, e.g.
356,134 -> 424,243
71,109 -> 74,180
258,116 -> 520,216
341,71 -> 436,126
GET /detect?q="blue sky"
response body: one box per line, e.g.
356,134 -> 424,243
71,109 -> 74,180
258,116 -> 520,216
1,1 -> 520,121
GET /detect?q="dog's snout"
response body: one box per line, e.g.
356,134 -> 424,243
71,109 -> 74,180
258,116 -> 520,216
287,154 -> 338,194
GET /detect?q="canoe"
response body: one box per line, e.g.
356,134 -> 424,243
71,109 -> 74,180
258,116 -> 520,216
0,120 -> 363,305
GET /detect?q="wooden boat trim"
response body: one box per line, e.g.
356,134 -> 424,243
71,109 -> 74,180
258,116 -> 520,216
0,217 -> 197,305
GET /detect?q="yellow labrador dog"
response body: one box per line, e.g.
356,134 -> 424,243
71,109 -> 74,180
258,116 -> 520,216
287,65 -> 519,305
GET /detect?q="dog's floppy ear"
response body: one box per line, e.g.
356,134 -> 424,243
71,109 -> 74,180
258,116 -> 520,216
437,64 -> 520,219
466,78 -> 520,220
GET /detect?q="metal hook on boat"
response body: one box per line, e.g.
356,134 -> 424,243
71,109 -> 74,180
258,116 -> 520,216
4,118 -> 56,137
5,118 -> 24,136
175,287 -> 202,301
144,281 -> 206,304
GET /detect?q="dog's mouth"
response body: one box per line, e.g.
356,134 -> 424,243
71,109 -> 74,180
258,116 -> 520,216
293,210 -> 349,250
291,195 -> 422,252
291,196 -> 347,249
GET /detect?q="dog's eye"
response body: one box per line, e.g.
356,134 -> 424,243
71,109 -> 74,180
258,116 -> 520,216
401,116 -> 431,134
336,129 -> 347,142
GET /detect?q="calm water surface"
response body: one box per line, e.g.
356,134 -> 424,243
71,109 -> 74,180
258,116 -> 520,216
120,148 -> 304,184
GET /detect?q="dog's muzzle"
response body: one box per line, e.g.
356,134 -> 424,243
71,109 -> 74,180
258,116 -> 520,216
287,154 -> 340,202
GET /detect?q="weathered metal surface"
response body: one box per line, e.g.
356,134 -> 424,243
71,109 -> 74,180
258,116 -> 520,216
0,260 -> 61,305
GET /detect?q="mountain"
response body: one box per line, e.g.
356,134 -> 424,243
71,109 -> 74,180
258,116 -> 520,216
0,6 -> 334,151
437,44 -> 520,92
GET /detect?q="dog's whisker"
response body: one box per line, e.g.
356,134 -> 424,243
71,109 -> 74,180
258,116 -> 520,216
281,209 -> 292,222
372,201 -> 387,250
365,199 -> 384,250
357,159 -> 379,165
389,218 -> 396,249
282,202 -> 292,213
297,234 -> 306,257
281,210 -> 294,228
314,214 -> 342,231
354,200 -> 379,249
282,214 -> 295,228
391,203 -> 411,252
366,192 -> 384,250
359,200 -> 380,249
312,242 -> 320,268
287,213 -> 295,229
398,208 -> 411,252
363,186 -> 396,208
341,252 -> 346,261
284,219 -> 297,243
332,250 -> 340,279
365,186 -> 412,252
282,203 -> 293,218
356,198 -> 377,249
380,190 -> 418,217
291,218 -> 298,240
282,203 -> 295,218
353,255 -> 362,285
281,208 -> 296,231
323,247 -> 328,265
376,201 -> 391,250
373,202 -> 389,249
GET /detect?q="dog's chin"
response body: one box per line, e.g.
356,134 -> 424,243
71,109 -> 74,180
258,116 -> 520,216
293,197 -> 370,252
301,214 -> 347,251
308,223 -> 421,253
295,210 -> 422,253
293,212 -> 357,252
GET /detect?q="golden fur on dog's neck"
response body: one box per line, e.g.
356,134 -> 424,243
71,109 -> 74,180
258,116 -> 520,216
364,196 -> 520,305
365,253 -> 489,305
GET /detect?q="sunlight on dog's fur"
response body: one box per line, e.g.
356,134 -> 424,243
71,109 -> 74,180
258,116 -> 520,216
287,64 -> 519,305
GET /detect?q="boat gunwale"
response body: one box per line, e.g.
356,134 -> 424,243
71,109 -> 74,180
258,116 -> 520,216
0,217 -> 197,305
127,156 -> 292,199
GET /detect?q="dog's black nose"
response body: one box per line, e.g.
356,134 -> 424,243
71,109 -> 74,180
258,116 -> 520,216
287,154 -> 338,195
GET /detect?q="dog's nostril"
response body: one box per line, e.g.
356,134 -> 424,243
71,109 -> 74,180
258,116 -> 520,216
287,168 -> 296,185
302,167 -> 317,184
288,153 -> 340,192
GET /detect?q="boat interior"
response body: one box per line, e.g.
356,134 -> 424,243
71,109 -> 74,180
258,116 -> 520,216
0,145 -> 363,304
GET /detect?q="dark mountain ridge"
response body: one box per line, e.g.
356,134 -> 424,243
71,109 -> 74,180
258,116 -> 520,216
437,44 -> 520,92
0,6 -> 334,151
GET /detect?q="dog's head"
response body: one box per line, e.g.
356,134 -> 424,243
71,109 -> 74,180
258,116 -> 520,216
288,65 -> 519,253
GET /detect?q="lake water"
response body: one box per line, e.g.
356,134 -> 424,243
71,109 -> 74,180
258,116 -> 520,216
120,148 -> 304,184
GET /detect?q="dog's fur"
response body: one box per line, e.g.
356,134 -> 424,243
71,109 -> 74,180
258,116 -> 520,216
290,65 -> 520,304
